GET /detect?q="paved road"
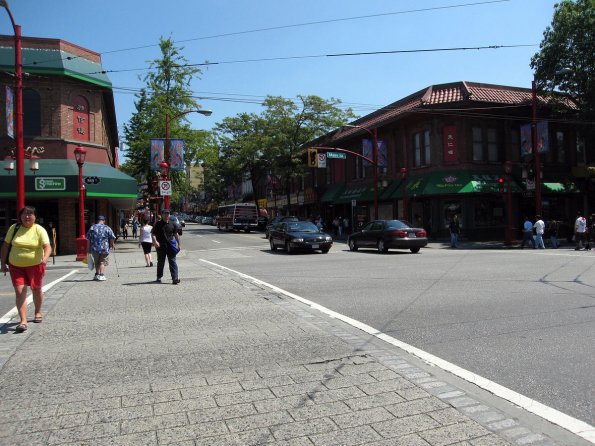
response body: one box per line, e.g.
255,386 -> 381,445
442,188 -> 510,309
184,224 -> 595,426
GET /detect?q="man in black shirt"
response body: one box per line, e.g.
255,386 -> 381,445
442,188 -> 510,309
151,209 -> 181,284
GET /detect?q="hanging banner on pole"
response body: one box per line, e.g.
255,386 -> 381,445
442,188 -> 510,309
150,138 -> 164,171
169,139 -> 185,171
5,86 -> 14,139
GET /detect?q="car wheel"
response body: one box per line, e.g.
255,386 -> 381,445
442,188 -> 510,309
269,238 -> 277,251
285,241 -> 293,254
321,247 -> 330,253
348,239 -> 358,251
377,239 -> 388,253
410,247 -> 420,253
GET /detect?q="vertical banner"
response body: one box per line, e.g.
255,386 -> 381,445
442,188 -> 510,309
150,138 -> 164,171
5,86 -> 14,139
443,125 -> 458,162
169,139 -> 185,171
520,122 -> 549,156
377,140 -> 387,168
362,139 -> 386,167
362,139 -> 372,166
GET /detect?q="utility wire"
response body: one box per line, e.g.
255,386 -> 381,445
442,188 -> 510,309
21,0 -> 510,67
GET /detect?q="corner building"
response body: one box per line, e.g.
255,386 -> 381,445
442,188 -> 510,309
0,35 -> 137,254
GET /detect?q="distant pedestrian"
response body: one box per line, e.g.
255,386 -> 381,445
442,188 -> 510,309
533,215 -> 545,249
120,218 -> 128,239
139,218 -> 153,267
337,217 -> 343,237
0,206 -> 51,333
332,217 -> 339,237
151,209 -> 181,285
449,214 -> 460,248
548,219 -> 559,249
521,216 -> 535,249
574,211 -> 587,250
585,214 -> 595,251
87,216 -> 116,281
131,217 -> 139,239
343,217 -> 349,235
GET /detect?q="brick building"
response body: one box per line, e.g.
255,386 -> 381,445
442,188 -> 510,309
281,81 -> 592,241
0,35 -> 137,254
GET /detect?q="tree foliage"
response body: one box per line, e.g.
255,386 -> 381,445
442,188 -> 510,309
531,0 -> 595,127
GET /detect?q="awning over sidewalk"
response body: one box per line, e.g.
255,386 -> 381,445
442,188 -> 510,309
387,171 -> 523,198
320,183 -> 345,203
542,182 -> 579,193
0,159 -> 138,209
334,182 -> 376,204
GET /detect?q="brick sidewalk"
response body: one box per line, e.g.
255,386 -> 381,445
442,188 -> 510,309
0,247 -> 589,445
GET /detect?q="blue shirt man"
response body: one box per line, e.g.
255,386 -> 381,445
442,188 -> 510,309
521,217 -> 535,249
86,216 -> 116,281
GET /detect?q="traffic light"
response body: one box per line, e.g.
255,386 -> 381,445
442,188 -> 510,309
497,176 -> 505,192
307,148 -> 318,167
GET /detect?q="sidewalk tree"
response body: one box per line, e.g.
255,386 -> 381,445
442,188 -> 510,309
531,0 -> 595,144
122,37 -> 204,208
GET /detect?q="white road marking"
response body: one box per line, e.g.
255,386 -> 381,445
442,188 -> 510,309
199,258 -> 595,444
0,270 -> 78,326
211,240 -> 222,244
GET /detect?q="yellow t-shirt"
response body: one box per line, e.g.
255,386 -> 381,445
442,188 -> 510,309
4,223 -> 50,267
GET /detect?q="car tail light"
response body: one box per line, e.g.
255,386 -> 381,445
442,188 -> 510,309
389,230 -> 408,238
417,229 -> 427,237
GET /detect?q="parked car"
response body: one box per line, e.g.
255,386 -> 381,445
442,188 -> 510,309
269,221 -> 333,254
347,219 -> 427,253
202,216 -> 213,225
265,216 -> 300,239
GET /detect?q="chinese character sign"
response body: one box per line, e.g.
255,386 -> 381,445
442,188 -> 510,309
443,125 -> 458,162
150,138 -> 164,171
169,139 -> 185,171
5,86 -> 13,139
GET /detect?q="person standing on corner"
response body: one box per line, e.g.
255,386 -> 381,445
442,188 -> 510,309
0,206 -> 51,333
151,209 -> 181,285
533,215 -> 546,249
449,214 -> 461,248
574,211 -> 587,251
139,218 -> 153,267
86,215 -> 116,281
548,219 -> 559,249
521,216 -> 535,249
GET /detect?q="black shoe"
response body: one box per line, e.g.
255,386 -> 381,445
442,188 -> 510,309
172,278 -> 180,285
150,262 -> 154,266
155,278 -> 162,283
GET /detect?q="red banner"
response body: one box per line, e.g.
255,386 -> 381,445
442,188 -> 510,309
443,125 -> 458,163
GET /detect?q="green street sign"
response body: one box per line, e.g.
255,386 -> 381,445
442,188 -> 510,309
327,152 -> 346,159
35,177 -> 66,191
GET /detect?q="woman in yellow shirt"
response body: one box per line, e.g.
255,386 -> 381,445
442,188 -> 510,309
0,206 -> 51,333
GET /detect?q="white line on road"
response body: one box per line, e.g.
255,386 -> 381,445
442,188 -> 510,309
211,240 -> 222,244
0,269 -> 78,327
199,258 -> 595,444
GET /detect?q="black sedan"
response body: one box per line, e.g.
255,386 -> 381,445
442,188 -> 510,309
265,216 -> 299,239
347,219 -> 428,253
269,221 -> 333,254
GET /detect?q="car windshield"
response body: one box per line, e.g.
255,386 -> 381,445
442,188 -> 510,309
385,220 -> 410,229
287,221 -> 319,233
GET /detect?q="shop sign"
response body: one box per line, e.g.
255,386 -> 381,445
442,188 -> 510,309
35,177 -> 66,191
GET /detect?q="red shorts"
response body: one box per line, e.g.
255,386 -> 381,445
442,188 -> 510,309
9,264 -> 46,289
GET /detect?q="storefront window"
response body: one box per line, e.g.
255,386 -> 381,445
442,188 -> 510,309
474,197 -> 504,227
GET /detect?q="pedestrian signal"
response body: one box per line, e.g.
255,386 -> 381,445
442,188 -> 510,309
307,148 -> 318,167
498,177 -> 504,192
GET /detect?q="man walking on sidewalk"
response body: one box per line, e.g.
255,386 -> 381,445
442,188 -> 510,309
151,209 -> 181,285
86,216 -> 116,281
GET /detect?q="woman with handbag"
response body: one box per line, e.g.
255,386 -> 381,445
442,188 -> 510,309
151,209 -> 181,285
0,206 -> 51,333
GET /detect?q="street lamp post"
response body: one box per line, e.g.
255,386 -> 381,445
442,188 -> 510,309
163,109 -> 212,209
504,161 -> 513,245
400,167 -> 408,221
1,0 -> 25,210
74,145 -> 87,261
343,125 -> 379,219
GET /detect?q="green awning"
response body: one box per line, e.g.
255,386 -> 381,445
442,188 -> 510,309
388,171 -> 523,198
0,47 -> 112,88
334,182 -> 376,204
542,182 -> 579,193
0,159 -> 138,208
320,183 -> 345,203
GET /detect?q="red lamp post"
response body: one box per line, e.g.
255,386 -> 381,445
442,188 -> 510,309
1,1 -> 25,210
163,109 -> 212,210
159,161 -> 169,209
74,145 -> 87,261
531,79 -> 542,216
400,167 -> 409,221
504,161 -> 513,245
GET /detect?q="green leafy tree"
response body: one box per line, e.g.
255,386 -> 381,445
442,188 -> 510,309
122,37 -> 204,209
531,0 -> 595,143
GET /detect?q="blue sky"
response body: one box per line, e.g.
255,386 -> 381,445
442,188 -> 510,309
6,0 -> 559,153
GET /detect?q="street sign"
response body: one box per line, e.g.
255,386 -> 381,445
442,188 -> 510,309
35,177 -> 66,191
327,152 -> 346,159
317,153 -> 327,168
159,180 -> 172,196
